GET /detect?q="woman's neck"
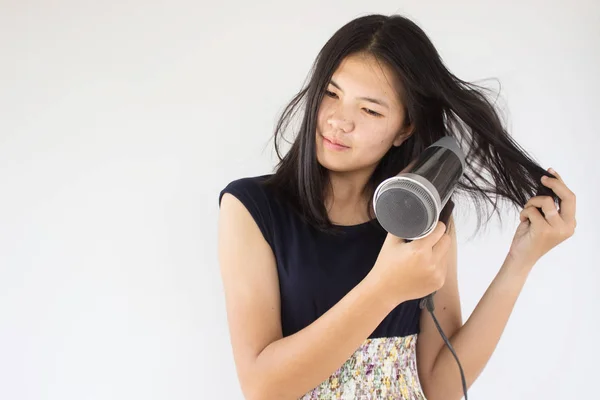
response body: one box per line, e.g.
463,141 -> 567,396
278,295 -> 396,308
324,170 -> 375,226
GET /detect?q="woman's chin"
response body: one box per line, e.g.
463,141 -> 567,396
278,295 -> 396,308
316,156 -> 357,174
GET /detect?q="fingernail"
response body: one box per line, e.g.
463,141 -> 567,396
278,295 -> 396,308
549,168 -> 556,173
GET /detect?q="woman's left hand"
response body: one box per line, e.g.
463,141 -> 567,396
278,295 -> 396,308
508,168 -> 577,268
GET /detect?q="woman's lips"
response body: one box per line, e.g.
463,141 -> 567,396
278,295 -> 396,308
322,135 -> 350,151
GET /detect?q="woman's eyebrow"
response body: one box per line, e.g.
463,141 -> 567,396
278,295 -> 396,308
329,79 -> 390,109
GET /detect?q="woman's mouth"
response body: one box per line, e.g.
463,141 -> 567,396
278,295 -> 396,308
322,135 -> 350,151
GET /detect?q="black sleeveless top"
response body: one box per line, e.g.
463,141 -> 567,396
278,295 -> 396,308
219,175 -> 422,339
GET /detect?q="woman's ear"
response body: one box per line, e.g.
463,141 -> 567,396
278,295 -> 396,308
392,123 -> 414,147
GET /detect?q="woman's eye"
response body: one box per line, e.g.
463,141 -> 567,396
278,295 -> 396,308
325,90 -> 382,117
364,108 -> 382,117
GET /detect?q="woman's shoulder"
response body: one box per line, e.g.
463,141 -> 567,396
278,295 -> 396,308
219,174 -> 279,247
218,174 -> 274,205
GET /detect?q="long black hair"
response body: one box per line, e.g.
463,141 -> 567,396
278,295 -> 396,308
264,14 -> 557,237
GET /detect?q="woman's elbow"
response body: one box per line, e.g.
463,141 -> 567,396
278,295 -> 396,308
240,375 -> 292,400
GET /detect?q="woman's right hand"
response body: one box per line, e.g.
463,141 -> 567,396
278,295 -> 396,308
369,221 -> 451,308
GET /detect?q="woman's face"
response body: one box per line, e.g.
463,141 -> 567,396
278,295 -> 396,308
316,53 -> 412,174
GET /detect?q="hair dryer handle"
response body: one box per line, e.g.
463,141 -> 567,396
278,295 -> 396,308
417,198 -> 455,310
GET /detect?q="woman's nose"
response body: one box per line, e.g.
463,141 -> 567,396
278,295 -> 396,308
327,117 -> 354,133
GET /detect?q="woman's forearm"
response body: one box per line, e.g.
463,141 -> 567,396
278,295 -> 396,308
248,273 -> 398,400
426,255 -> 533,400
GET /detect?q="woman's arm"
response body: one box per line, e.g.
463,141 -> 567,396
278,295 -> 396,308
218,193 -> 399,400
418,169 -> 576,400
417,215 -> 532,400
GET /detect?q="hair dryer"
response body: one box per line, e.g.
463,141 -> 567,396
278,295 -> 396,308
373,136 -> 466,240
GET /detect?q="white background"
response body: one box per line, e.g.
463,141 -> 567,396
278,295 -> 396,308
1,1 -> 598,399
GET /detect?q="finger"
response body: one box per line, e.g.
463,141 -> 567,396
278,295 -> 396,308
416,221 -> 447,247
523,196 -> 562,226
385,231 -> 407,245
541,173 -> 576,221
520,205 -> 549,226
547,167 -> 563,182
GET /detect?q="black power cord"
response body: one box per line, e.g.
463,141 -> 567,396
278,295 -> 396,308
420,294 -> 468,400
409,199 -> 468,398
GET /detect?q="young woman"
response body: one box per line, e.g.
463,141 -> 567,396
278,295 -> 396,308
218,14 -> 577,400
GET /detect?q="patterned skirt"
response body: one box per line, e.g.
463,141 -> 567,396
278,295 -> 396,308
299,334 -> 426,400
